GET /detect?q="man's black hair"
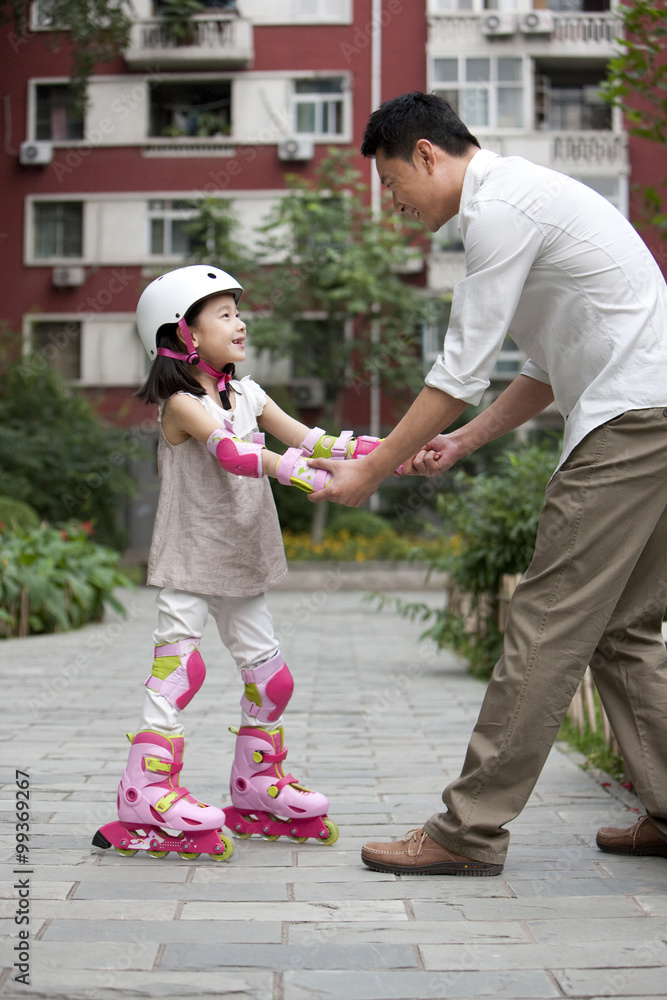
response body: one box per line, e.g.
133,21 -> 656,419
361,91 -> 480,162
136,294 -> 235,406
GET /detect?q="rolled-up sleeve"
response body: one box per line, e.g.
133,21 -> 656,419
425,199 -> 544,404
521,359 -> 551,384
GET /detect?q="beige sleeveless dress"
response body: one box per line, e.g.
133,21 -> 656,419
146,377 -> 287,598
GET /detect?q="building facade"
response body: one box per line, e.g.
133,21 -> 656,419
1,0 -> 660,541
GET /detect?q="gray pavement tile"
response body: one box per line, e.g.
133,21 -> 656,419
282,968 -> 561,999
4,584 -> 664,998
181,899 -> 409,921
420,939 -> 667,971
160,941 -> 418,971
286,919 -> 530,944
72,880 -> 288,902
412,894 -> 646,922
527,916 -> 667,946
3,969 -> 273,999
554,965 -> 667,997
634,895 -> 667,916
40,918 -> 283,944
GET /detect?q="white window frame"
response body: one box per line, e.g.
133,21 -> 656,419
147,199 -> 198,260
27,197 -> 86,263
431,54 -> 528,132
292,76 -> 349,139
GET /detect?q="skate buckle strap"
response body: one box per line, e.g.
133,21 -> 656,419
154,787 -> 189,813
252,748 -> 287,764
299,426 -> 326,457
145,755 -> 183,776
267,773 -> 297,798
154,638 -> 200,658
331,430 -> 354,460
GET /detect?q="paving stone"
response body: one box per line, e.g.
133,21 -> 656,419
554,965 -> 667,997
420,939 -> 667,971
2,584 -> 666,999
282,968 -> 560,999
41,918 -> 283,944
160,940 -> 418,971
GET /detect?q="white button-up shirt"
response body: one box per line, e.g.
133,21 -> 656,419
425,149 -> 667,466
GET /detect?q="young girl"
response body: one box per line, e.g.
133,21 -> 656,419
93,265 -> 381,862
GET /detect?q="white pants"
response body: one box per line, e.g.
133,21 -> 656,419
140,588 -> 280,736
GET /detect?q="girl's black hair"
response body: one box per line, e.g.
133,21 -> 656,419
136,295 -> 235,406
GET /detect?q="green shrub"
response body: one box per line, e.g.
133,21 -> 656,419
0,496 -> 40,534
0,522 -> 133,638
390,441 -> 561,678
0,356 -> 137,550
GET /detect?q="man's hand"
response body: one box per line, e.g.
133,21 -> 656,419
402,433 -> 463,477
307,456 -> 382,507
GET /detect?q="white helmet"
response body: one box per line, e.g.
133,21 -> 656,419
136,265 -> 243,360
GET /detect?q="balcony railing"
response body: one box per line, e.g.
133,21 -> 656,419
125,15 -> 253,69
428,11 -> 621,53
551,132 -> 627,169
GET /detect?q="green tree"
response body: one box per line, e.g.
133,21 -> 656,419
250,148 -> 433,425
0,351 -> 137,550
1,0 -> 132,111
601,0 -> 667,237
185,195 -> 258,282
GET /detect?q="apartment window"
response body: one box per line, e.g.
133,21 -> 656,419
293,0 -> 348,15
33,202 -> 83,258
431,0 -> 519,9
433,56 -> 524,129
153,0 -> 236,9
536,69 -> 612,131
148,200 -> 196,256
294,78 -> 345,136
149,82 -> 232,138
547,0 -> 611,10
35,84 -> 84,141
30,321 -> 82,380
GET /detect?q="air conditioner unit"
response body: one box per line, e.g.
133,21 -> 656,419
52,267 -> 86,288
290,378 -> 325,408
519,11 -> 555,34
20,141 -> 53,165
278,137 -> 314,162
481,12 -> 516,36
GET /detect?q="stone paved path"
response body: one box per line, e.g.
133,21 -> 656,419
1,578 -> 666,999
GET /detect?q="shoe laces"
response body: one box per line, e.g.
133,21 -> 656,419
402,827 -> 428,857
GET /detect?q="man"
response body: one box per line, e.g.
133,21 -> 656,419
309,92 -> 667,876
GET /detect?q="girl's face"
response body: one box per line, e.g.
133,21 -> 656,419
188,292 -> 246,370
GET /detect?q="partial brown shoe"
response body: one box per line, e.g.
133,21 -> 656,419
596,815 -> 667,857
361,827 -> 503,876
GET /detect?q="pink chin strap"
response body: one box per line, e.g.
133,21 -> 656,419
157,317 -> 232,394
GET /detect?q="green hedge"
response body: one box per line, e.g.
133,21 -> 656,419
0,522 -> 132,638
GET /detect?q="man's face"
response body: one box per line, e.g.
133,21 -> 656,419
376,143 -> 466,233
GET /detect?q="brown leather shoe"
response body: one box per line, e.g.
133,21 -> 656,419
596,815 -> 667,857
361,827 -> 503,876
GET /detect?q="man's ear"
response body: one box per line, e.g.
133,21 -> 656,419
414,139 -> 437,173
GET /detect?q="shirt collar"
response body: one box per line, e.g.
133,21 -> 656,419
459,148 -> 501,215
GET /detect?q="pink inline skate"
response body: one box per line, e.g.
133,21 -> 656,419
93,730 -> 234,862
224,726 -> 339,845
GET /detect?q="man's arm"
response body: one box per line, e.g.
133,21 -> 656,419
408,374 -> 555,477
308,386 -> 468,507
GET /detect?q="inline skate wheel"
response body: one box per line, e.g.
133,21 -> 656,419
146,849 -> 168,859
320,819 -> 339,846
177,851 -> 200,860
114,847 -> 138,857
208,834 -> 234,862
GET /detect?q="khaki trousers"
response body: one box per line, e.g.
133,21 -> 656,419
425,407 -> 667,865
